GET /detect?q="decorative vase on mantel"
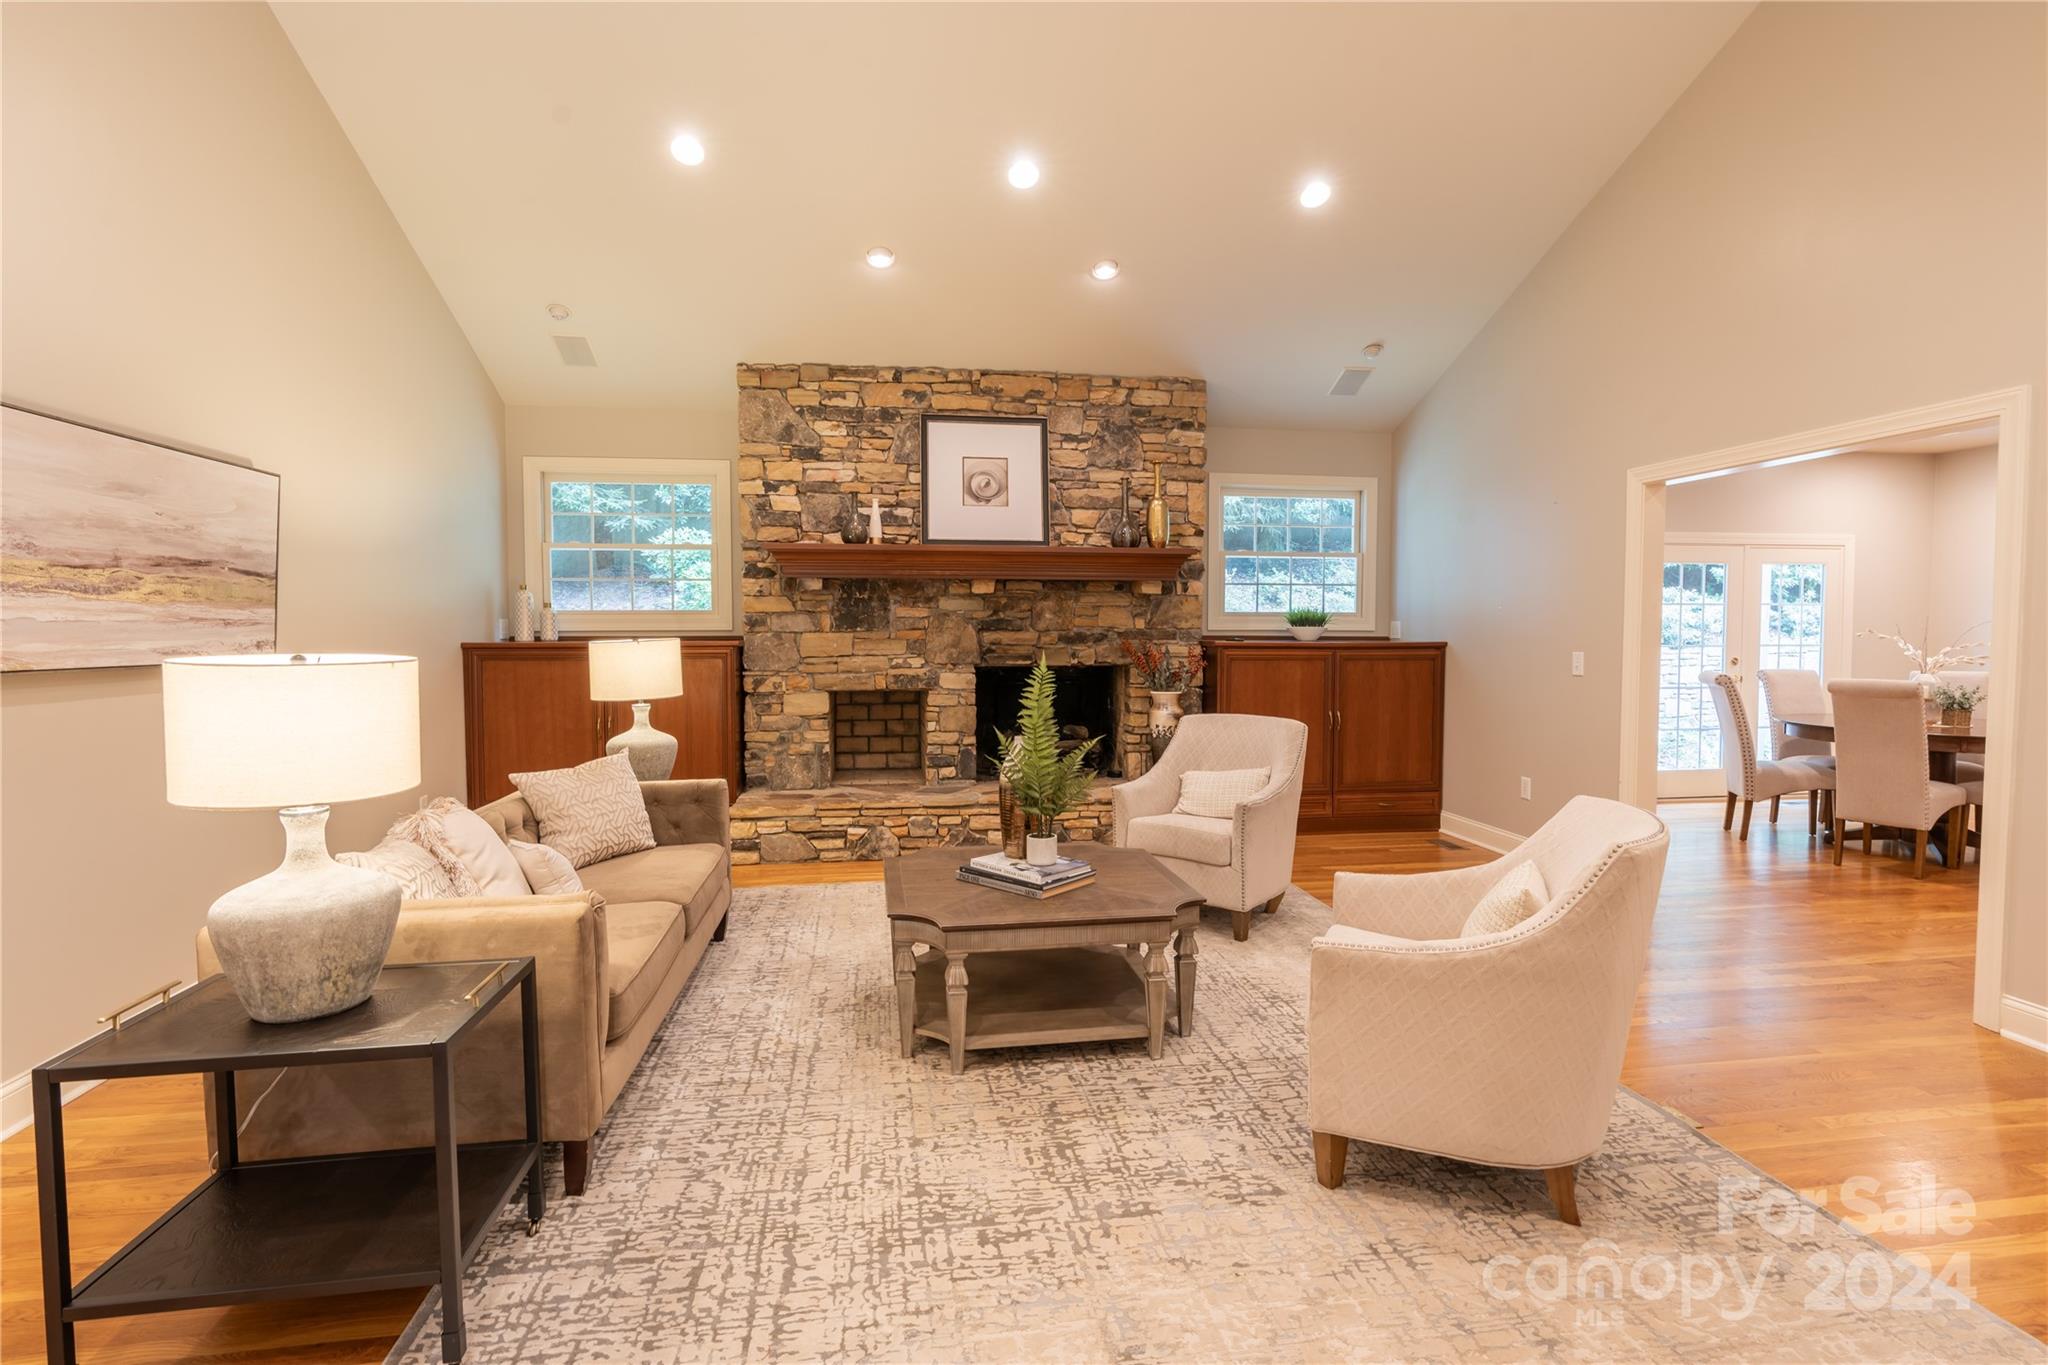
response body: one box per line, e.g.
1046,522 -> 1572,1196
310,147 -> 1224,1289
1110,474 -> 1137,547
1144,464 -> 1171,547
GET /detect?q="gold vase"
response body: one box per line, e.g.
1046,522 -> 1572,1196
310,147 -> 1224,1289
1145,464 -> 1170,547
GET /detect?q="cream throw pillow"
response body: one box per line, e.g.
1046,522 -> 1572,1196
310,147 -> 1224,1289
439,803 -> 530,897
1459,861 -> 1550,938
509,840 -> 584,895
1175,767 -> 1271,818
511,752 -> 656,869
338,838 -> 459,901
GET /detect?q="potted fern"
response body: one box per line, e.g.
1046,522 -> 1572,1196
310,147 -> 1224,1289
1009,657 -> 1100,865
1285,606 -> 1329,641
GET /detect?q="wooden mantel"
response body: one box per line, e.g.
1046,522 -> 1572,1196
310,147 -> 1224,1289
768,542 -> 1195,582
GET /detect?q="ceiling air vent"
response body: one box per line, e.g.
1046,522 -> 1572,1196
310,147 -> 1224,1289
553,334 -> 597,367
1328,366 -> 1373,397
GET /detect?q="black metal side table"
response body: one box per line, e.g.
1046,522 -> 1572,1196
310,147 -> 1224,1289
32,958 -> 542,1364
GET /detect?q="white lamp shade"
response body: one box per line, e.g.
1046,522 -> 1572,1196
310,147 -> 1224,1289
589,637 -> 684,701
163,654 -> 421,810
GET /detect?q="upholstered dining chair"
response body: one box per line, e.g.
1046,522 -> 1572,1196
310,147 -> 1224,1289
1307,795 -> 1670,1224
1702,671 -> 1836,840
1111,712 -> 1308,941
1826,679 -> 1970,878
1756,668 -> 1834,762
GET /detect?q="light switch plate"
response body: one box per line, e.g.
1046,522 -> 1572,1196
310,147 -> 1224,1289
1572,651 -> 1585,676
1390,620 -> 1403,639
1519,776 -> 1533,800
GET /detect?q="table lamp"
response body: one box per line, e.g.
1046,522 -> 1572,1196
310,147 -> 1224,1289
163,653 -> 421,1023
589,637 -> 684,780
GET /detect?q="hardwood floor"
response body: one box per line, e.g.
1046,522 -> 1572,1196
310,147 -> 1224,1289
4,802 -> 2040,1361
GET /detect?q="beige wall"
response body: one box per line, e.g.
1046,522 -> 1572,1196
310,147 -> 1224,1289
1208,427 -> 1396,631
1926,445 -> 1999,654
1393,4 -> 2045,1004
0,3 -> 505,1093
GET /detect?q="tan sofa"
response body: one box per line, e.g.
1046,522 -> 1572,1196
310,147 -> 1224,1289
196,778 -> 731,1194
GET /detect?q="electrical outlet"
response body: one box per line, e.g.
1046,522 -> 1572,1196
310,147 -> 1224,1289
1571,651 -> 1585,677
1390,620 -> 1403,639
1519,776 -> 1533,800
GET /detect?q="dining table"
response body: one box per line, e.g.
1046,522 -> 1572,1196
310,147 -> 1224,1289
1777,708 -> 1986,865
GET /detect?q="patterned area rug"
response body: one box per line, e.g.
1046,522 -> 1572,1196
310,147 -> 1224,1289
392,883 -> 2040,1363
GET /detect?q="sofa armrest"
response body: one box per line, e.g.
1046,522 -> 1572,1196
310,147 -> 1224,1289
1111,767 -> 1178,842
195,891 -> 612,1157
643,778 -> 730,848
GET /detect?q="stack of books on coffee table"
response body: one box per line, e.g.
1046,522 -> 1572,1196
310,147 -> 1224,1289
957,851 -> 1097,899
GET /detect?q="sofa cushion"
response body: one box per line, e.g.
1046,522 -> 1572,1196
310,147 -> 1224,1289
578,843 -> 729,938
604,900 -> 687,1043
1175,767 -> 1270,818
508,839 -> 583,895
440,803 -> 530,896
1459,861 -> 1550,939
337,836 -> 460,900
1126,812 -> 1235,868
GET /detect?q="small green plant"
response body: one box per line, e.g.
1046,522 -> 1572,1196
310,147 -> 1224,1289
1285,606 -> 1330,628
1009,656 -> 1099,836
1931,681 -> 1984,712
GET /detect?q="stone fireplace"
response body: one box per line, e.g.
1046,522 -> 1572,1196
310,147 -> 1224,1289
729,362 -> 1206,862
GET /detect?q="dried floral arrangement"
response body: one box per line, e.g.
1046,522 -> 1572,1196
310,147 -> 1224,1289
1120,639 -> 1203,693
1858,622 -> 1988,674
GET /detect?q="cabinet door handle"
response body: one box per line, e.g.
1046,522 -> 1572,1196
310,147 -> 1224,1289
1334,709 -> 1342,729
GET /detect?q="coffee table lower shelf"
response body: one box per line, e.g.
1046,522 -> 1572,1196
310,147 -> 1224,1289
64,1141 -> 536,1321
910,946 -> 1162,1053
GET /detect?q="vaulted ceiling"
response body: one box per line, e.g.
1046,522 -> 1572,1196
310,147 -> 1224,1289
276,2 -> 1750,429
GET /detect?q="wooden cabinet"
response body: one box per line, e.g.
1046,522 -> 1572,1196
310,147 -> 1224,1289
461,640 -> 742,806
1203,638 -> 1445,831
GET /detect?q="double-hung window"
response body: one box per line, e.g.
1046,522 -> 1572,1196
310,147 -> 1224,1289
1208,476 -> 1376,630
522,457 -> 734,632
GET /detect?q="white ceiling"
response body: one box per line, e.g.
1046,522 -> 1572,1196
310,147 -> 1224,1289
276,2 -> 1750,430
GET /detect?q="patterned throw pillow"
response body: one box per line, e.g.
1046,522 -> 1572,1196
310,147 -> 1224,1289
508,839 -> 584,895
1459,861 -> 1550,938
384,797 -> 483,898
511,751 -> 656,869
1174,767 -> 1271,818
338,837 -> 460,901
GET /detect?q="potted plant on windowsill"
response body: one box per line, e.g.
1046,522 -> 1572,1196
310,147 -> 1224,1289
1285,606 -> 1329,641
1931,680 -> 1984,729
1010,657 -> 1100,866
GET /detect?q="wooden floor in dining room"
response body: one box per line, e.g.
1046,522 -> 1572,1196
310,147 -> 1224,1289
2,800 -> 2041,1362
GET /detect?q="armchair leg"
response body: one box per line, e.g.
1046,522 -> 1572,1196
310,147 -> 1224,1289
1862,822 -> 1872,855
563,1139 -> 592,1196
1264,892 -> 1284,914
1232,910 -> 1251,942
1738,800 -> 1754,841
1544,1165 -> 1580,1226
1808,792 -> 1817,837
1723,792 -> 1737,831
1313,1131 -> 1349,1190
1769,795 -> 1780,824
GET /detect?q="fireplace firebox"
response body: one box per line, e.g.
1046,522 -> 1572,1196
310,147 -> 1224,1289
974,664 -> 1122,779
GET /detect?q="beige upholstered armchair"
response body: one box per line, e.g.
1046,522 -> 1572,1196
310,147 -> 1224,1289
1827,679 -> 1970,877
1308,796 -> 1669,1224
1703,670 -> 1836,839
1111,713 -> 1309,941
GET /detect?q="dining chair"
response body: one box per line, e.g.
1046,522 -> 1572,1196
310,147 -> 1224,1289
1756,668 -> 1834,763
1701,671 -> 1835,840
1826,679 -> 1970,878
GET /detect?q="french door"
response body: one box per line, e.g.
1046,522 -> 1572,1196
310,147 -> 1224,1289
1657,537 -> 1850,798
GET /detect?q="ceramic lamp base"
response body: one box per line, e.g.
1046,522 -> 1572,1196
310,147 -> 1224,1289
208,806 -> 401,1024
606,700 -> 679,781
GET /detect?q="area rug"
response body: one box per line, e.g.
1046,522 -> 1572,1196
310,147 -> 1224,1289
391,884 -> 2041,1363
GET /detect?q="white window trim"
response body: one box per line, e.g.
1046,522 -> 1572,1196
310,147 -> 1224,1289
1206,473 -> 1377,632
521,456 -> 736,633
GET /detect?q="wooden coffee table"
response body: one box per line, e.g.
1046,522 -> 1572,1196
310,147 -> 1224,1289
883,845 -> 1204,1072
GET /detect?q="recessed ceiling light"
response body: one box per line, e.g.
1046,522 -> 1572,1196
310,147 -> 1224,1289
865,246 -> 896,269
1361,341 -> 1384,358
546,302 -> 572,322
1299,179 -> 1333,209
669,133 -> 706,167
1008,157 -> 1040,190
1090,260 -> 1120,281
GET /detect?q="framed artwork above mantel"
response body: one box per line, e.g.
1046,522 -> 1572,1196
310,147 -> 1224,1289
919,414 -> 1050,544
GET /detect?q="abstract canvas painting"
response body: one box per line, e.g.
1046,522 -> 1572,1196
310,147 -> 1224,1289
1,406 -> 279,671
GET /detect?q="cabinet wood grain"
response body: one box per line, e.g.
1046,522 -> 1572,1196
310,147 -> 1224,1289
1203,638 -> 1445,831
461,640 -> 742,805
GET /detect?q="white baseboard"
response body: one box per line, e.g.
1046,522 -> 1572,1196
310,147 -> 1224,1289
0,1072 -> 103,1141
1438,812 -> 1525,855
2000,995 -> 2048,1052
